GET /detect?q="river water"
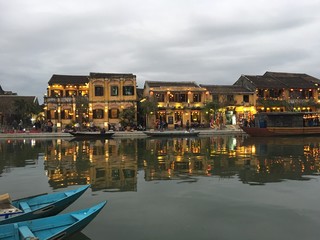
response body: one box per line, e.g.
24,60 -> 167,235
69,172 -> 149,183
1,135 -> 320,240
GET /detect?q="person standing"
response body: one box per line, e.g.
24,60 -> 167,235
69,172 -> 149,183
186,120 -> 190,132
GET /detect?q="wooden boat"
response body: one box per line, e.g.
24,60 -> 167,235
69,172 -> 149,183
241,112 -> 320,137
143,130 -> 200,137
70,131 -> 115,139
0,201 -> 106,240
0,185 -> 90,225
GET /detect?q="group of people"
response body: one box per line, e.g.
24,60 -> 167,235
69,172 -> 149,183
155,119 -> 191,132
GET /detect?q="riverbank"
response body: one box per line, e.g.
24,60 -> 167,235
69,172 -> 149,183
0,125 -> 244,139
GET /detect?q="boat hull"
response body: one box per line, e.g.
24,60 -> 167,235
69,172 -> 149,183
241,126 -> 320,137
0,201 -> 106,240
143,130 -> 200,138
70,131 -> 115,139
0,185 -> 90,225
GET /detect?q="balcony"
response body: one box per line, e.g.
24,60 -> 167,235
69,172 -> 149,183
44,97 -> 58,103
44,97 -> 74,104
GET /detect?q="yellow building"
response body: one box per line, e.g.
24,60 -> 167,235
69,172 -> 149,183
44,73 -> 138,130
200,85 -> 256,125
143,81 -> 208,129
44,74 -> 89,129
88,73 -> 137,129
234,72 -> 320,112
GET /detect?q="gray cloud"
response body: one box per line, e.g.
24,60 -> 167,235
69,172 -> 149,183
1,0 -> 320,103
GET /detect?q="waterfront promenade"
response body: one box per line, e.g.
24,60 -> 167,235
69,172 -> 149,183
0,125 -> 244,139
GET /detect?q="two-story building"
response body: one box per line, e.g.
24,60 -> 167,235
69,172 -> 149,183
143,81 -> 208,129
200,85 -> 255,125
44,73 -> 138,130
44,74 -> 89,129
234,71 -> 320,112
88,72 -> 137,129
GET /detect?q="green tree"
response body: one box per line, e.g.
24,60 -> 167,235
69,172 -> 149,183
75,96 -> 89,124
139,98 -> 158,128
119,106 -> 136,128
139,98 -> 158,115
13,99 -> 42,126
202,101 -> 221,122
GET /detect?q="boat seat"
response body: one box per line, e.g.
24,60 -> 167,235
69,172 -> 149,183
64,191 -> 73,197
70,213 -> 83,221
18,225 -> 39,240
19,202 -> 31,213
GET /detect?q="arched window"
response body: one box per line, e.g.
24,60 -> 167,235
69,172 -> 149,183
95,86 -> 104,96
93,109 -> 104,119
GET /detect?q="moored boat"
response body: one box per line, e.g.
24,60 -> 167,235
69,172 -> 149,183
0,201 -> 107,240
143,130 -> 200,137
241,112 -> 320,137
70,131 -> 115,139
0,185 -> 90,225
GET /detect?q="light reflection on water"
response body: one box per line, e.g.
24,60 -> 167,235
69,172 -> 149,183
1,135 -> 320,240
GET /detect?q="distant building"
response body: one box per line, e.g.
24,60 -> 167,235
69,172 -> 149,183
44,74 -> 89,129
143,81 -> 208,129
200,85 -> 255,125
0,85 -> 17,95
44,73 -> 137,130
234,71 -> 320,112
88,72 -> 138,129
0,85 -> 39,127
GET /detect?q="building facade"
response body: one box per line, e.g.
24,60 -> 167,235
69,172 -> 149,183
234,72 -> 320,112
44,73 -> 138,130
43,71 -> 320,130
88,73 -> 137,130
143,81 -> 208,129
44,74 -> 89,129
200,85 -> 255,126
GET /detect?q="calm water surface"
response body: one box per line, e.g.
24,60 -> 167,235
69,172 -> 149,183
1,135 -> 320,240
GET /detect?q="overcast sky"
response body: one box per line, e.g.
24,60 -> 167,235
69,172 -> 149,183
1,0 -> 320,103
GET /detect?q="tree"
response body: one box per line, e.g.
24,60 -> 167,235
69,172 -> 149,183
202,101 -> 221,122
75,96 -> 89,124
139,98 -> 158,115
119,106 -> 136,129
139,98 -> 158,128
13,99 -> 42,126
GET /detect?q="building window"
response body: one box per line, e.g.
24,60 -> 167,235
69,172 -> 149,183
193,93 -> 201,102
227,95 -> 234,102
66,90 -> 76,97
61,110 -> 72,119
109,108 -> 119,119
169,92 -> 187,102
212,95 -> 219,102
95,86 -> 104,96
155,93 -> 165,102
111,86 -> 118,96
51,90 -> 62,97
123,86 -> 134,96
93,109 -> 104,119
243,95 -> 249,103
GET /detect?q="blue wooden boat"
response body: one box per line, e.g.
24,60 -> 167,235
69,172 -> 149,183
0,201 -> 106,240
0,185 -> 90,225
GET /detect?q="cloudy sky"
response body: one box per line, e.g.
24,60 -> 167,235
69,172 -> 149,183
1,0 -> 320,103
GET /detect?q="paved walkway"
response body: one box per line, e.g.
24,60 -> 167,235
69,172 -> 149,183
0,126 -> 244,139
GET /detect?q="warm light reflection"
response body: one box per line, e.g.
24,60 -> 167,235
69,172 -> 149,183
27,135 -> 320,190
